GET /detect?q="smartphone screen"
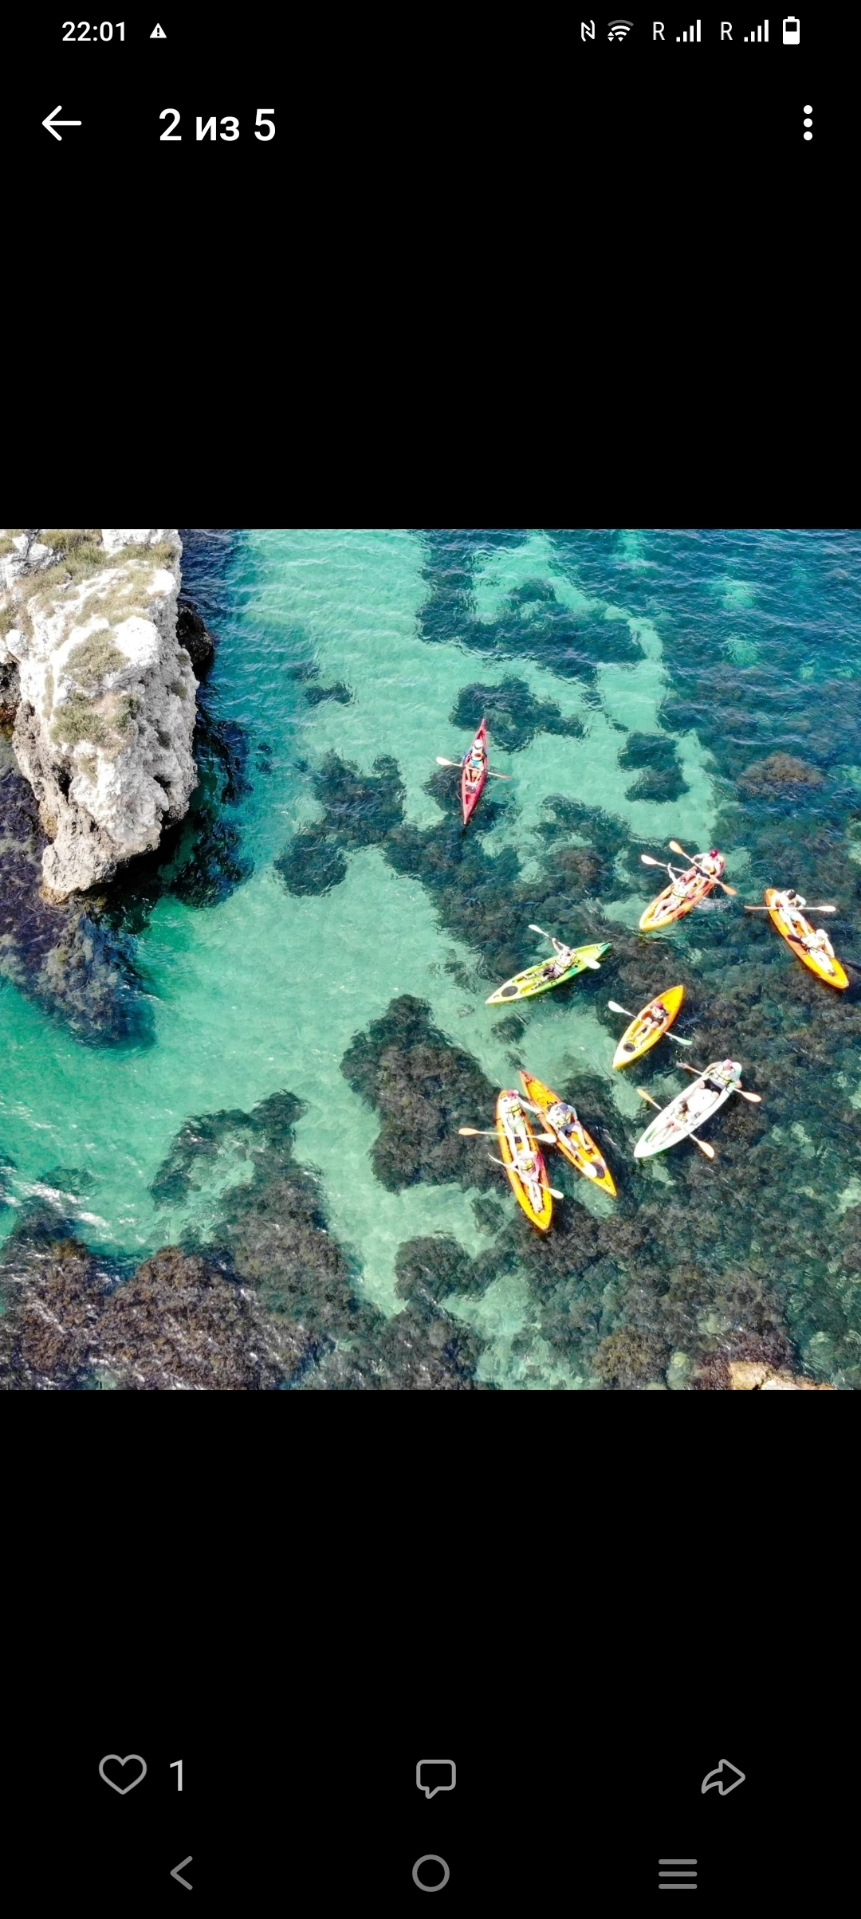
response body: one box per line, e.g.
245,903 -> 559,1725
1,17 -> 854,1899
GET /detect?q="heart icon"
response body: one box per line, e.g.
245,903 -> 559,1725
99,1754 -> 148,1795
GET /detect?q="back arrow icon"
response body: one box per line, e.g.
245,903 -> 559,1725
170,1857 -> 193,1890
701,1758 -> 745,1795
42,106 -> 83,141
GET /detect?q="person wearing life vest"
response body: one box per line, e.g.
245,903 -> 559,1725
693,849 -> 725,880
666,847 -> 724,900
773,887 -> 807,936
804,925 -> 835,964
636,1001 -> 667,1041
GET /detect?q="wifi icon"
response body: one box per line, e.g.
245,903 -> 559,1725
607,18 -> 633,36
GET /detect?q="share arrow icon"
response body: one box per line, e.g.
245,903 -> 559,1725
701,1758 -> 746,1795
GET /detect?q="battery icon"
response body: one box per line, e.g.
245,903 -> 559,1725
783,15 -> 800,39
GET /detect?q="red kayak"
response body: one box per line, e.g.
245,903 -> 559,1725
461,719 -> 489,825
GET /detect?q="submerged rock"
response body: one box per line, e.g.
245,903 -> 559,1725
738,752 -> 825,794
0,529 -> 197,897
726,1359 -> 834,1390
0,762 -> 151,1042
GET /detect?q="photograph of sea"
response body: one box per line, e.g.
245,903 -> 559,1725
2,528 -> 859,1389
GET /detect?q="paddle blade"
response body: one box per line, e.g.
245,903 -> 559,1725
607,1000 -> 633,1017
435,756 -> 461,767
737,1089 -> 762,1103
668,840 -> 689,857
640,853 -> 665,867
636,1088 -> 661,1108
717,880 -> 738,896
692,1136 -> 715,1159
528,924 -> 555,940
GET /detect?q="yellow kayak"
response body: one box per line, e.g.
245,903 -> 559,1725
519,1072 -> 616,1197
765,889 -> 848,989
495,1090 -> 553,1231
612,985 -> 685,1068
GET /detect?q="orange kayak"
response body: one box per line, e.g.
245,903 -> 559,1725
612,985 -> 685,1068
640,868 -> 716,931
764,889 -> 848,989
519,1072 -> 616,1197
495,1090 -> 553,1230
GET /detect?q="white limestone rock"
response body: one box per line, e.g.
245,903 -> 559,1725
0,528 -> 198,897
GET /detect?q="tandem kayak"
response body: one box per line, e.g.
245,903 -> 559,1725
486,943 -> 609,1005
612,985 -> 685,1068
496,1090 -> 553,1230
764,889 -> 848,990
639,868 -> 717,931
633,1059 -> 743,1158
462,718 -> 489,825
519,1072 -> 616,1196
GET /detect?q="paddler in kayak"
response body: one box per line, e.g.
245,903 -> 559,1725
804,925 -> 837,965
463,740 -> 487,779
545,1100 -> 606,1179
505,1101 -> 540,1179
668,1062 -> 738,1136
539,948 -> 574,983
664,848 -> 725,904
771,886 -> 807,934
773,891 -> 835,964
633,1002 -> 666,1042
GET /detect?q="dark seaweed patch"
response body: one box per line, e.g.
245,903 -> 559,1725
618,731 -> 689,804
417,531 -> 643,683
449,677 -> 583,752
341,995 -> 499,1194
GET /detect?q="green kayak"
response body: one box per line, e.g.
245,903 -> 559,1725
486,943 -> 610,1005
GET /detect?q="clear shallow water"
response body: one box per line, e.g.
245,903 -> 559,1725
2,529 -> 860,1387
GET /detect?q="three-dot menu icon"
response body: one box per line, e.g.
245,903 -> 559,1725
803,104 -> 812,140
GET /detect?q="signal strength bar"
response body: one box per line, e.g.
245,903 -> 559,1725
743,19 -> 769,38
659,1860 -> 698,1891
676,20 -> 701,40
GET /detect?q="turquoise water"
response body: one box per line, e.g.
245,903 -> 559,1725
2,528 -> 861,1388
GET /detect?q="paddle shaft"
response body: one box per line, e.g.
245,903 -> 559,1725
436,756 -> 511,779
487,1155 -> 565,1200
677,1061 -> 761,1102
459,1127 -> 556,1143
635,1087 -> 715,1157
606,999 -> 692,1045
527,926 -> 602,971
666,839 -> 736,896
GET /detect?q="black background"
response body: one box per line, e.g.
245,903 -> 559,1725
7,9 -> 846,178
4,1703 -> 847,1910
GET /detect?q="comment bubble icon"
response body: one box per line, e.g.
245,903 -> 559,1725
416,1759 -> 456,1799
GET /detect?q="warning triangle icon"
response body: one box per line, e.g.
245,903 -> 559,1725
150,22 -> 166,36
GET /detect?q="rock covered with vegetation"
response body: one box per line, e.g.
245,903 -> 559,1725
0,529 -> 197,897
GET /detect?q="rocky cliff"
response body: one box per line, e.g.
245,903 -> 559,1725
0,529 -> 197,897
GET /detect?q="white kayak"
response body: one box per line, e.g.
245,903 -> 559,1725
633,1059 -> 744,1158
